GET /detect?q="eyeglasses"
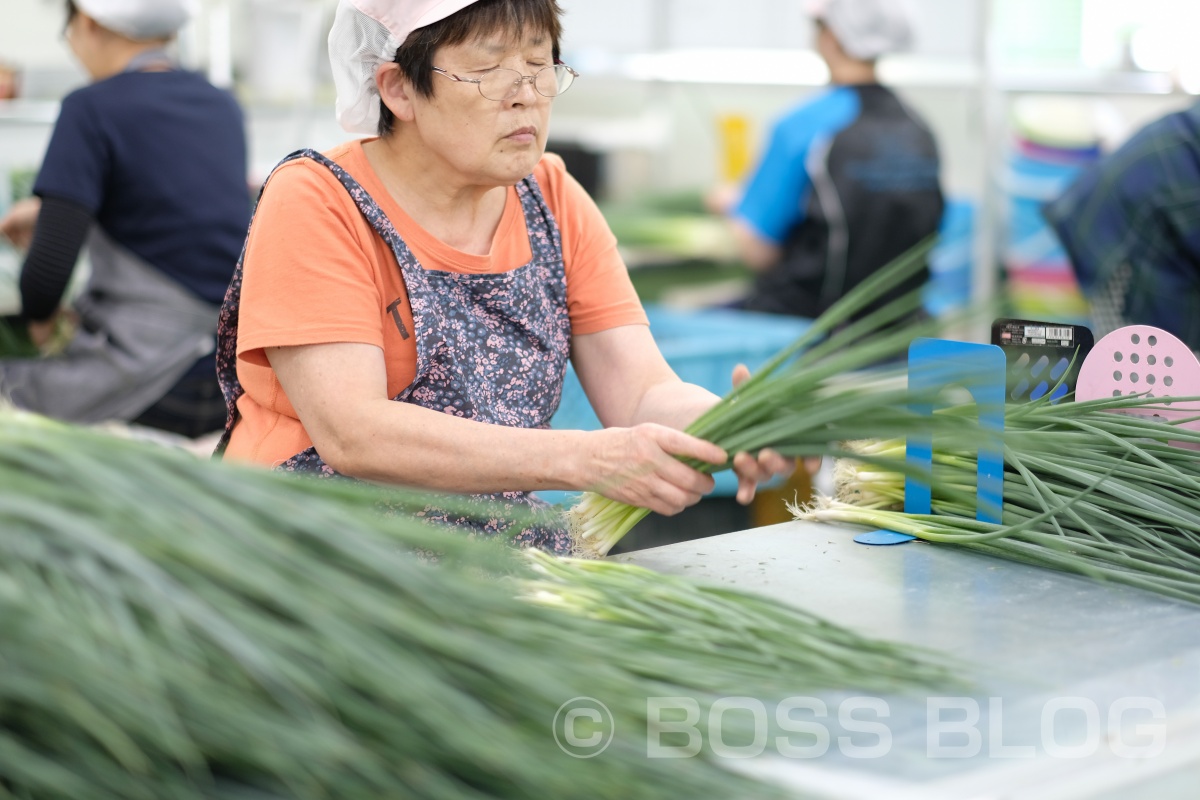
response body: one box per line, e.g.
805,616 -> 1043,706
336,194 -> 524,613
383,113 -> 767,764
431,63 -> 579,101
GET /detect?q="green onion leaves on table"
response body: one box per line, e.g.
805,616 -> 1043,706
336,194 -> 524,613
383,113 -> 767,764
797,394 -> 1200,605
0,409 -> 957,800
519,550 -> 962,696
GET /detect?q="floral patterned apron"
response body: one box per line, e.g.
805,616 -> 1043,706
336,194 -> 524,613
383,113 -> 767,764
216,149 -> 574,552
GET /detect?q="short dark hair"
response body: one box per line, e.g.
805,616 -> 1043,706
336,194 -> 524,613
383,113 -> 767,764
378,0 -> 563,138
65,0 -> 79,27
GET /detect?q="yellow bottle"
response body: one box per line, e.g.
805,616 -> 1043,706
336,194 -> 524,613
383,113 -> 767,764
717,113 -> 752,184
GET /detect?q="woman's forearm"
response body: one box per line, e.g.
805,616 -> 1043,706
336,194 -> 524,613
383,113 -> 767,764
323,398 -> 596,492
627,378 -> 722,433
269,341 -> 729,509
18,195 -> 91,321
272,342 -> 606,492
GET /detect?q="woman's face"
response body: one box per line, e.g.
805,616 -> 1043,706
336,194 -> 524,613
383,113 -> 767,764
405,28 -> 557,186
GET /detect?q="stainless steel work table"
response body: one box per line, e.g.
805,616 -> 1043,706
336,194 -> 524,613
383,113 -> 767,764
616,520 -> 1200,799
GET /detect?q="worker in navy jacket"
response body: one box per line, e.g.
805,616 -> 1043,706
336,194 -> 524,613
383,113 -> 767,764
1044,101 -> 1200,351
0,0 -> 249,436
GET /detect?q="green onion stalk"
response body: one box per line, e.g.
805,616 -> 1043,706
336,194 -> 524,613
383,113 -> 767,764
519,549 -> 964,696
798,392 -> 1200,604
0,408 -> 965,800
566,237 -> 984,558
0,409 -> 769,799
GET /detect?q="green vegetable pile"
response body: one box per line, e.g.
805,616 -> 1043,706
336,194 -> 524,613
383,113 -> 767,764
0,410 -> 955,799
568,238 -> 951,556
801,394 -> 1200,604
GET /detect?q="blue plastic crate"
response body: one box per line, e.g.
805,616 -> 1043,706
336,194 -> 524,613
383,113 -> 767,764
541,305 -> 810,503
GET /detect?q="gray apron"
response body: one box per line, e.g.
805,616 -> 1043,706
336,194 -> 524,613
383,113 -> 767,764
0,227 -> 218,423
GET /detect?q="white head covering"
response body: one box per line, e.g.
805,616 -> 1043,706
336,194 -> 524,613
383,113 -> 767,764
74,0 -> 196,41
329,0 -> 482,135
806,0 -> 913,61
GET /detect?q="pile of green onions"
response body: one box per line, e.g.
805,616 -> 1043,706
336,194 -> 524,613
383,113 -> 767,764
798,394 -> 1200,604
567,237 -> 966,557
0,409 -> 956,799
520,550 -> 960,695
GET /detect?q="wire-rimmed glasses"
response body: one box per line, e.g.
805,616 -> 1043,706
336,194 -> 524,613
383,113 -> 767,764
431,63 -> 579,101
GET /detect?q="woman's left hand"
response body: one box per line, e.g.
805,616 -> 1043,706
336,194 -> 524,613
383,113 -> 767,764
26,308 -> 74,352
28,318 -> 57,350
0,197 -> 41,251
728,363 -> 798,505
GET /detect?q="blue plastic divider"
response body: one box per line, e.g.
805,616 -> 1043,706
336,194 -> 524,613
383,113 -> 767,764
856,339 -> 1006,545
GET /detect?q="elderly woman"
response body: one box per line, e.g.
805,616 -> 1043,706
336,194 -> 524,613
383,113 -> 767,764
217,0 -> 792,551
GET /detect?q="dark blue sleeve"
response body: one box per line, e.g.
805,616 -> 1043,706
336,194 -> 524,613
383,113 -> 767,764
1043,166 -> 1105,290
18,196 -> 92,321
1043,126 -> 1164,292
32,90 -> 109,214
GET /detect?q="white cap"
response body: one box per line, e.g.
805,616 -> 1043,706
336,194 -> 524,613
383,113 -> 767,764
329,0 -> 481,135
75,0 -> 196,41
807,0 -> 913,61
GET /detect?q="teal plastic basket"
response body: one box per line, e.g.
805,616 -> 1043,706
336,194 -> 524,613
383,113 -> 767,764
541,305 -> 811,502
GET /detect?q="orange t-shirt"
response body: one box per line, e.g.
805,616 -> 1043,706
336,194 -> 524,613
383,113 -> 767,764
224,140 -> 647,466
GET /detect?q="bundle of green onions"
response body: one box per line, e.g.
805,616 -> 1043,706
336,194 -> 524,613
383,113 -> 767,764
0,409 -> 956,799
567,237 -> 963,557
798,394 -> 1200,604
520,550 -> 960,696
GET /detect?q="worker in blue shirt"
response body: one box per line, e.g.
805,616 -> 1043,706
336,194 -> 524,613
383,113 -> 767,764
1044,101 -> 1200,351
0,0 -> 249,437
708,0 -> 943,322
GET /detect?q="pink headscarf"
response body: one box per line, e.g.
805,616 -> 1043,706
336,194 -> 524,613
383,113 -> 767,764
329,0 -> 481,134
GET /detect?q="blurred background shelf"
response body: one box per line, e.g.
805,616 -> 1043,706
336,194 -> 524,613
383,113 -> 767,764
0,99 -> 60,124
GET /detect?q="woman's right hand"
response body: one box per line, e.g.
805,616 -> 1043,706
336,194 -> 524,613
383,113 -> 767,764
582,423 -> 728,516
0,197 -> 41,250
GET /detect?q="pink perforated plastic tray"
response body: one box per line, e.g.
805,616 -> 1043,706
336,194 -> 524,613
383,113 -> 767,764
1076,325 -> 1200,448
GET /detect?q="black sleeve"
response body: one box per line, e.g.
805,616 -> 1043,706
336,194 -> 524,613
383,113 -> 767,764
19,195 -> 93,322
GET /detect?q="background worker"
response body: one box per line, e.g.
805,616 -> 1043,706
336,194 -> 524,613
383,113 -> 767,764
0,0 -> 249,437
218,0 -> 795,553
708,0 -> 944,322
1044,100 -> 1200,350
